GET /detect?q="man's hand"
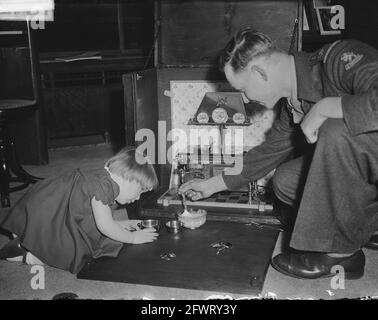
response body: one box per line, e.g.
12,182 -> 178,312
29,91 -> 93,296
300,97 -> 343,144
300,101 -> 327,143
178,179 -> 213,201
178,175 -> 228,201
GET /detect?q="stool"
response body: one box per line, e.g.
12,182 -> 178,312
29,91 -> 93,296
0,100 -> 42,208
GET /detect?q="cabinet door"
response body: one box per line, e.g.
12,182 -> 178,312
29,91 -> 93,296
123,68 -> 159,163
123,69 -> 160,215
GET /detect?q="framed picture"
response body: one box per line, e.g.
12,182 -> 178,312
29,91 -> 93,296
315,6 -> 342,35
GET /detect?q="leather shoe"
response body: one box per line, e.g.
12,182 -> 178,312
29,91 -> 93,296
364,234 -> 378,250
0,237 -> 26,260
271,250 -> 365,279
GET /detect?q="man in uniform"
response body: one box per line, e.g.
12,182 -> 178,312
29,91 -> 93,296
179,28 -> 378,279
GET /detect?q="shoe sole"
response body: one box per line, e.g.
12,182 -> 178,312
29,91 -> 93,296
364,244 -> 378,250
0,238 -> 26,260
271,260 -> 364,280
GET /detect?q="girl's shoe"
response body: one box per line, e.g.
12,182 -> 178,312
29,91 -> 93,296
0,237 -> 27,261
365,234 -> 378,250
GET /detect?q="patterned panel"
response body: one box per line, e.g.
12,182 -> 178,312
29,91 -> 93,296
169,80 -> 275,153
169,80 -> 275,185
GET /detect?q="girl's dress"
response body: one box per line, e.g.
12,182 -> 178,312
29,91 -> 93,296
0,168 -> 123,274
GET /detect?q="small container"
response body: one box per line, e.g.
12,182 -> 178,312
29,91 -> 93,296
139,219 -> 161,231
165,220 -> 183,234
178,209 -> 207,230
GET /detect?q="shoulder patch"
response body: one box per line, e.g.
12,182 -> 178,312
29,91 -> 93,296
340,52 -> 363,70
309,48 -> 325,65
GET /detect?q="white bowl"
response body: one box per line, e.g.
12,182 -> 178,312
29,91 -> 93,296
178,209 -> 207,230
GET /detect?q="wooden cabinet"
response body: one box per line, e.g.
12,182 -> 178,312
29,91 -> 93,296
123,0 -> 301,186
35,0 -> 154,147
123,67 -> 227,187
40,55 -> 147,147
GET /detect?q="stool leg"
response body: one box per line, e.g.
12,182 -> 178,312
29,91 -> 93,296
0,143 -> 11,208
7,140 -> 42,183
0,114 -> 43,201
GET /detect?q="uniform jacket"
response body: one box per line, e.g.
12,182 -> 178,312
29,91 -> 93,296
223,39 -> 378,190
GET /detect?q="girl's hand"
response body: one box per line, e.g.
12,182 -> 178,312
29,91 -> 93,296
130,228 -> 159,244
117,219 -> 141,231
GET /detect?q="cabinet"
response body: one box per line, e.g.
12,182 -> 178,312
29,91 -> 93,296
36,0 -> 154,147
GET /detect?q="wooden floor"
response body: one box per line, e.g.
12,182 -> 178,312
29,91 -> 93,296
1,143 -> 377,300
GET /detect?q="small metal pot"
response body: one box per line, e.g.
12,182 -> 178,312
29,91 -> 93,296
139,219 -> 161,231
165,220 -> 183,234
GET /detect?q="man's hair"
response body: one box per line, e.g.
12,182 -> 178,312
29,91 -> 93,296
105,147 -> 158,191
219,28 -> 278,72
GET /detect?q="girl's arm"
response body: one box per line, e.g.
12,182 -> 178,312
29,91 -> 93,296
117,220 -> 142,230
91,197 -> 158,244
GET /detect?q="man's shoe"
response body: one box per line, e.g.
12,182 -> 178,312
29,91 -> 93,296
271,250 -> 365,280
364,234 -> 378,250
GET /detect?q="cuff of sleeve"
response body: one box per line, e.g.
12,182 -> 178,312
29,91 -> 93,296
222,172 -> 250,190
342,94 -> 378,136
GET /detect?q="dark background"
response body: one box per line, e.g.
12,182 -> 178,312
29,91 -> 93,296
1,0 -> 378,163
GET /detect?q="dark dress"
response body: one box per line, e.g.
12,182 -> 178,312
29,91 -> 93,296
0,168 -> 123,274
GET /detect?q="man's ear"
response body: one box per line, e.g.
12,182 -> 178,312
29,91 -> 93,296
250,65 -> 268,82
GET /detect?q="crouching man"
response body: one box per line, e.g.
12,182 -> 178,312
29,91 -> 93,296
180,28 -> 378,279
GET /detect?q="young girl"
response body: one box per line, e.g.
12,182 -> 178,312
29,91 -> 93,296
0,147 -> 159,274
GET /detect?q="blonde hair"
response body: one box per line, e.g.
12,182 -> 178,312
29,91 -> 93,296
105,147 -> 159,191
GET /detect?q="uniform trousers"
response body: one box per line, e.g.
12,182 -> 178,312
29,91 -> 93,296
272,119 -> 378,253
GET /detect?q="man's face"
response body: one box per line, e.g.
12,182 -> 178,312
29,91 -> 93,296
224,62 -> 280,109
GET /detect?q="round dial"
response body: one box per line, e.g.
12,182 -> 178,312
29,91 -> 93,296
196,112 -> 209,124
233,112 -> 246,124
212,108 -> 228,123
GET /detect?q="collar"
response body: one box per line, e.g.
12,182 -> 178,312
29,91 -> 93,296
292,51 -> 324,103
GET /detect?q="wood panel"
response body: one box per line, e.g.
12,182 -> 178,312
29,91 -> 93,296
0,47 -> 34,100
157,0 -> 300,66
123,68 -> 161,204
78,220 -> 279,295
141,188 -> 281,225
123,69 -> 159,159
43,84 -> 124,140
156,67 -> 226,187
